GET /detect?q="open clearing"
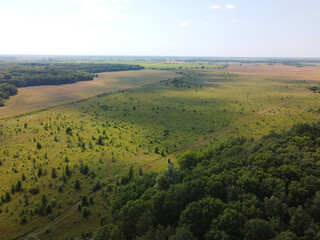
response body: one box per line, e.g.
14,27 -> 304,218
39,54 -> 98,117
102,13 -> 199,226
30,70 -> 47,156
204,63 -> 320,81
0,70 -> 178,119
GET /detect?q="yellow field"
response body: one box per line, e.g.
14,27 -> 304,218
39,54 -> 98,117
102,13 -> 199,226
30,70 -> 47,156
0,70 -> 178,119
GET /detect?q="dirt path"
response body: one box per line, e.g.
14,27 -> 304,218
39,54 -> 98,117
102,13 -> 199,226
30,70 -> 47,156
17,96 -> 299,240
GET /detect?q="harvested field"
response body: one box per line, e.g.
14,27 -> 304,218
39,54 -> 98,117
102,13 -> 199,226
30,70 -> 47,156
202,63 -> 320,81
0,70 -> 178,118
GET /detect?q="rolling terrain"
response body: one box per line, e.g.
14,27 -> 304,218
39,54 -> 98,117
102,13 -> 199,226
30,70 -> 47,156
0,65 -> 319,239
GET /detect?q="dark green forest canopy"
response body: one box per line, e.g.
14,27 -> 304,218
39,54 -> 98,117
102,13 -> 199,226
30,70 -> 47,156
0,83 -> 18,106
95,122 -> 320,240
0,63 -> 144,87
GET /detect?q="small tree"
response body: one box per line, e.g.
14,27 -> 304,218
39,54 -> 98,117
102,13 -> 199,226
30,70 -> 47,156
74,180 -> 81,190
46,204 -> 52,215
36,142 -> 42,150
5,191 -> 11,203
20,216 -> 27,225
65,127 -> 72,136
82,207 -> 90,218
92,180 -> 101,191
154,146 -> 159,154
97,135 -> 104,146
161,149 -> 165,157
51,168 -> 57,179
128,166 -> 134,180
65,165 -> 71,177
82,196 -> 89,206
80,163 -> 89,175
41,194 -> 48,206
139,167 -> 143,176
37,168 -> 43,177
15,180 -> 22,192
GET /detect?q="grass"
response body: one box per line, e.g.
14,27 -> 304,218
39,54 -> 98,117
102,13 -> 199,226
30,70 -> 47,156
0,69 -> 319,239
0,70 -> 178,119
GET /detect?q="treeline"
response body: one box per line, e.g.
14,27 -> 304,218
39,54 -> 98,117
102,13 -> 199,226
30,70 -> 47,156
0,83 -> 18,106
94,122 -> 320,240
0,63 -> 144,88
52,63 -> 145,73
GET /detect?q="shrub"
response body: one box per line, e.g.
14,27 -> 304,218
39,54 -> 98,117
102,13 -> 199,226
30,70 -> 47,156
154,146 -> 159,154
82,196 -> 89,206
82,207 -> 90,218
36,142 -> 42,150
74,180 -> 81,190
46,204 -> 52,215
51,168 -> 57,179
4,191 -> 11,202
92,181 -> 102,191
65,127 -> 72,136
29,187 -> 40,195
20,216 -> 27,224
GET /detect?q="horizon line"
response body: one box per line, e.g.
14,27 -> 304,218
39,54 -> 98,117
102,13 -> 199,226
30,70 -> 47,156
1,54 -> 320,59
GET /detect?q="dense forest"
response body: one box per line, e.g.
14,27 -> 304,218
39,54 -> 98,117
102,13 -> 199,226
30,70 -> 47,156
93,122 -> 320,240
0,63 -> 144,88
0,83 -> 18,106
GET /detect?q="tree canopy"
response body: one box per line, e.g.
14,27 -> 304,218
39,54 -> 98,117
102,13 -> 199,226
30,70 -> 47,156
95,122 -> 320,240
0,63 -> 144,88
0,83 -> 18,106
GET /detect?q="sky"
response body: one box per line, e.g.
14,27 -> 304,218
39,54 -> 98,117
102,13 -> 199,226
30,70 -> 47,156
0,0 -> 320,57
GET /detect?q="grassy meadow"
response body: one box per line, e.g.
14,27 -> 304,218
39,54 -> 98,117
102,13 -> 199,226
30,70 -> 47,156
0,69 -> 319,239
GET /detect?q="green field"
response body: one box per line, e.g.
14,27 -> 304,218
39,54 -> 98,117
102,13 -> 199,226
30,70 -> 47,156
0,70 -> 319,239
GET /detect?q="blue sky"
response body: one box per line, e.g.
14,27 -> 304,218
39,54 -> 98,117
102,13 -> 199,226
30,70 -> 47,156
0,0 -> 319,57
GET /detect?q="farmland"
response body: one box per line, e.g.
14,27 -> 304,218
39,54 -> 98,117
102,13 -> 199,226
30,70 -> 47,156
0,64 -> 320,239
207,63 -> 320,81
0,70 -> 178,118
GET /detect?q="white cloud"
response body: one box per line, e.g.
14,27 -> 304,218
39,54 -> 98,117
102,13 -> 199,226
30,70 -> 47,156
226,4 -> 235,9
211,5 -> 221,9
178,22 -> 190,27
